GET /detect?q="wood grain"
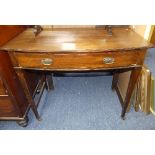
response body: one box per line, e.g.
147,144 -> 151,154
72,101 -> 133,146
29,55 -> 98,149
1,28 -> 154,53
2,26 -> 153,119
13,50 -> 146,70
0,25 -> 26,46
121,67 -> 142,119
0,51 -> 29,117
0,77 -> 7,95
0,26 -> 28,119
0,96 -> 17,117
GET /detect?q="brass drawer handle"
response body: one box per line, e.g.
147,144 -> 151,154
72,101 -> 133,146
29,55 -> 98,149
41,58 -> 53,65
103,57 -> 115,64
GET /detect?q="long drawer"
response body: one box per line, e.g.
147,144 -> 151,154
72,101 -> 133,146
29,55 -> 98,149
13,50 -> 146,70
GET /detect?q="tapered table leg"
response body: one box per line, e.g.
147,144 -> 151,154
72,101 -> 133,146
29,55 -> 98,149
121,67 -> 142,119
111,72 -> 119,90
45,73 -> 54,91
16,69 -> 41,120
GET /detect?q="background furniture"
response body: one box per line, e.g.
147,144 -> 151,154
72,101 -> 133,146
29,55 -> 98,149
0,26 -> 46,127
117,25 -> 155,108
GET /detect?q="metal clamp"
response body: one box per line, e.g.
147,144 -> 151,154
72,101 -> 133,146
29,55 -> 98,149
33,25 -> 43,36
105,25 -> 113,36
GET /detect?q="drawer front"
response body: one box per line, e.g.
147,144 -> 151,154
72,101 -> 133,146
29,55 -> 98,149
14,51 -> 146,70
0,97 -> 17,117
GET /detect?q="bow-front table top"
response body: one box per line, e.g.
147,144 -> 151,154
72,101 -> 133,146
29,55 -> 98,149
1,27 -> 154,52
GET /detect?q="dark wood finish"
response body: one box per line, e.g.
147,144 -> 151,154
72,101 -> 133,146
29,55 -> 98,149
121,67 -> 142,119
24,70 -> 43,96
35,79 -> 46,107
1,28 -> 154,52
115,83 -> 124,107
0,26 -> 45,126
1,27 -> 154,120
45,74 -> 54,91
0,26 -> 28,121
0,25 -> 26,46
112,72 -> 119,90
0,96 -> 17,117
0,77 -> 7,95
0,52 -> 28,117
15,69 -> 41,120
13,50 -> 146,70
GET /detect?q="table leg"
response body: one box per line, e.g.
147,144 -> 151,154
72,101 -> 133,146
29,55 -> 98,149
111,72 -> 119,90
45,73 -> 54,91
16,69 -> 41,120
16,116 -> 29,127
121,67 -> 142,119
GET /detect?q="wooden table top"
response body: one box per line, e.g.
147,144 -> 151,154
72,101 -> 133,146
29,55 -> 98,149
1,28 -> 154,53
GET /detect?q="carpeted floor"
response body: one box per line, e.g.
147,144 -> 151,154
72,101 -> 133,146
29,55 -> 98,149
0,48 -> 155,130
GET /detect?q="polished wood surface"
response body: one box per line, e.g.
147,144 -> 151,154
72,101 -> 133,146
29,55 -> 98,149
0,77 -> 7,95
1,28 -> 154,52
0,52 -> 29,117
24,70 -> 43,96
0,26 -> 29,120
0,97 -> 17,117
121,67 -> 142,118
15,69 -> 41,120
13,50 -> 146,70
0,25 -> 26,46
0,25 -> 45,126
1,27 -> 154,120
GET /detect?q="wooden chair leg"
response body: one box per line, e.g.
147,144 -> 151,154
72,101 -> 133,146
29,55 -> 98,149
121,67 -> 142,119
